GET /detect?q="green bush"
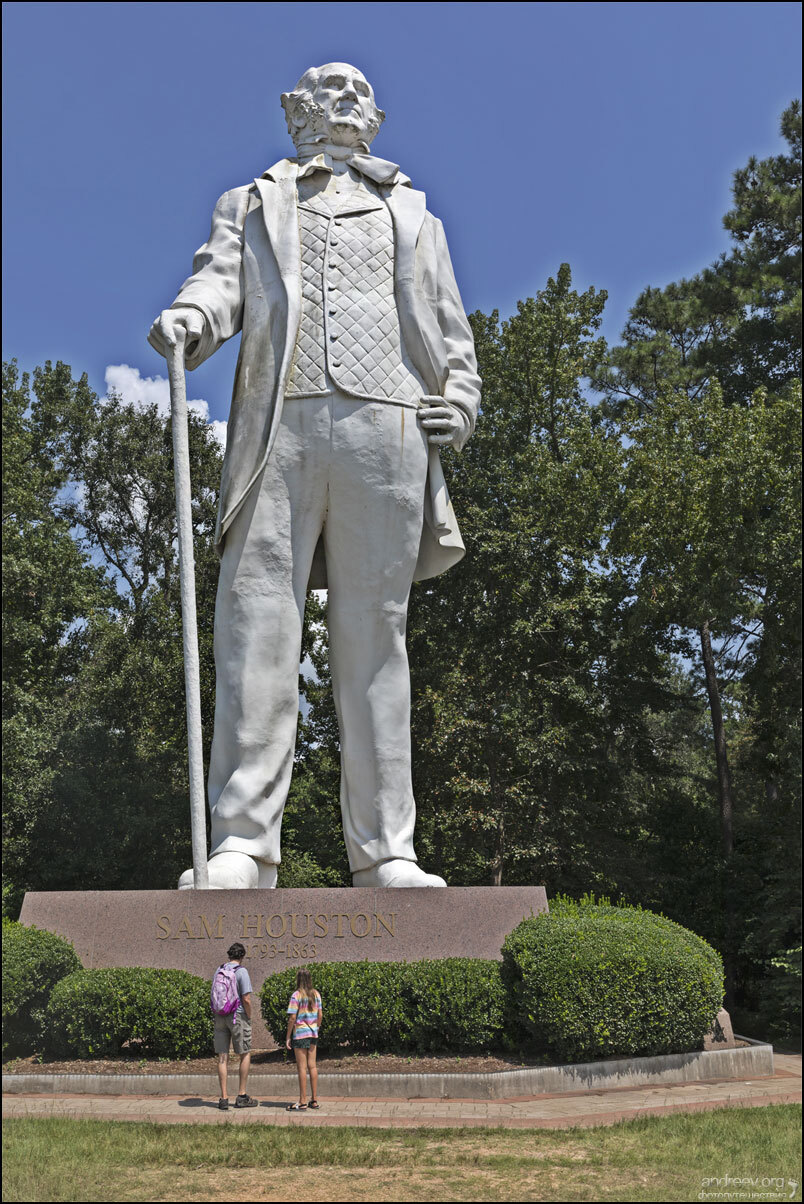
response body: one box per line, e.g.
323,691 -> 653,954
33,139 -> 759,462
2,919 -> 82,1057
502,897 -> 725,1063
260,958 -> 505,1052
402,959 -> 506,1051
47,967 -> 214,1059
261,962 -> 408,1050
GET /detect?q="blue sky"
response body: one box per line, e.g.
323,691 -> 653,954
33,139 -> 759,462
3,1 -> 801,431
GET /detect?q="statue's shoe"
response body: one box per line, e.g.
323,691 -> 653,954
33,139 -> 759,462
352,860 -> 447,888
178,853 -> 278,890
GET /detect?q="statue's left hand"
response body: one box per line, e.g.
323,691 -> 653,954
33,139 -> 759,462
417,399 -> 466,447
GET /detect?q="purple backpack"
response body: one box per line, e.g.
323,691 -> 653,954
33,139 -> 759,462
210,964 -> 240,1017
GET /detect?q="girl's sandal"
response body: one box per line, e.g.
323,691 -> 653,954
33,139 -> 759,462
308,1099 -> 321,1109
286,1103 -> 307,1111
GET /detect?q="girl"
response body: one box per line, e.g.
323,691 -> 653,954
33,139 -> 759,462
285,968 -> 323,1111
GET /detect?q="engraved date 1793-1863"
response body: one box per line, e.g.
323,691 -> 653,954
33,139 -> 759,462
246,941 -> 318,960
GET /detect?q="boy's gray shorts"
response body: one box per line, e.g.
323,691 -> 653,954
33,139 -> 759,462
214,1014 -> 252,1055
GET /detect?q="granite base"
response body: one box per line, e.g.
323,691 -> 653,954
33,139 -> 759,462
20,886 -> 549,1048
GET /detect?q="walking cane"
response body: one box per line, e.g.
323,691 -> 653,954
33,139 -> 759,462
166,333 -> 209,889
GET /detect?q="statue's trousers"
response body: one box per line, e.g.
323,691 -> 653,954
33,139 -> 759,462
207,391 -> 429,872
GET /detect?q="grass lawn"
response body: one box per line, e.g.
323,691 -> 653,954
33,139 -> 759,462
2,1105 -> 802,1202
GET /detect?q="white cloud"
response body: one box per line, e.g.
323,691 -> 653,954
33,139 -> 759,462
104,364 -> 227,449
209,420 -> 228,449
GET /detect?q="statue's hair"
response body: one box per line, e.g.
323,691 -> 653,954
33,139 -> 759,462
281,64 -> 385,148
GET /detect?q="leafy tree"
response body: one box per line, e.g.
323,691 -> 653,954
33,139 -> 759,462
403,266 -> 700,896
714,99 -> 802,399
594,101 -> 802,1023
282,590 -> 351,886
2,361 -> 225,893
612,380 -> 801,997
595,101 -> 801,414
613,383 -> 789,854
592,277 -> 738,413
2,362 -> 109,907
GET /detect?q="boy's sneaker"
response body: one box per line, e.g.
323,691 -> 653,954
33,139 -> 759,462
235,1093 -> 258,1108
218,1098 -> 229,1110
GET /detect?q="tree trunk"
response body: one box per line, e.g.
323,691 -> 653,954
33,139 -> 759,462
491,811 -> 504,886
490,767 -> 504,886
699,619 -> 734,857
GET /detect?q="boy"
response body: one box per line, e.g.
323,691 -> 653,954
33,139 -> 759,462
214,942 -> 258,1110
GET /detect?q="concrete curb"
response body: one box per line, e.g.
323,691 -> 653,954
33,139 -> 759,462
2,1039 -> 773,1101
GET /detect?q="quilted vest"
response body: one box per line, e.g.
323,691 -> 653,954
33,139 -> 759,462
285,190 -> 427,404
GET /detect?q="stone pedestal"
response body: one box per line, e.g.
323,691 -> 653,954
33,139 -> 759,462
703,1007 -> 738,1050
20,886 -> 548,1048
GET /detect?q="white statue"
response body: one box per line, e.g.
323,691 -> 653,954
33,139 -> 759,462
149,64 -> 481,889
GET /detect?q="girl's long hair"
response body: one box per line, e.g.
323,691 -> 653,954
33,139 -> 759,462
295,967 -> 316,1011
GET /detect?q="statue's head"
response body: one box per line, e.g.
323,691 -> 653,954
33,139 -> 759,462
281,62 -> 385,154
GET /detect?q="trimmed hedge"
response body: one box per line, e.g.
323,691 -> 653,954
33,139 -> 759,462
502,897 -> 725,1063
260,959 -> 505,1052
47,968 -> 214,1059
5,901 -> 724,1064
2,919 -> 82,1057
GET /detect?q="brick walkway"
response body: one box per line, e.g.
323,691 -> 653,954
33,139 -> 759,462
4,1055 -> 800,1129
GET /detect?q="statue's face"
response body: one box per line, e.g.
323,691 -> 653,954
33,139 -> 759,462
309,63 -> 377,146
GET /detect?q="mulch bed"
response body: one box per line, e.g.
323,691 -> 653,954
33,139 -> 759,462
4,1042 -> 745,1078
4,1049 -> 557,1077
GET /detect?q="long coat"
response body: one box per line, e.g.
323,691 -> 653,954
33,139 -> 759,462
166,157 -> 482,588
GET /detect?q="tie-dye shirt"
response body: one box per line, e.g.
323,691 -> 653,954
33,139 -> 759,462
287,990 -> 322,1039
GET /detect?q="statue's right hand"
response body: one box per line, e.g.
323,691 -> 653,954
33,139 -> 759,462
147,307 -> 205,360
